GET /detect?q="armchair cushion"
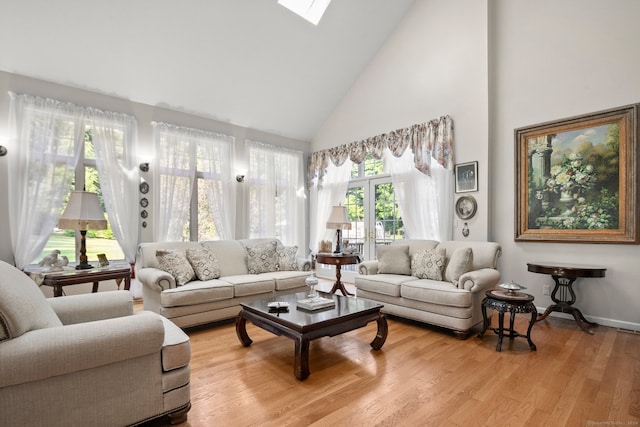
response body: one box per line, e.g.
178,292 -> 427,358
0,260 -> 62,342
377,245 -> 411,275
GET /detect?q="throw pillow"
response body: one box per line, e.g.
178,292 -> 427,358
444,247 -> 474,285
245,240 -> 279,274
156,250 -> 195,286
186,247 -> 221,281
276,244 -> 299,271
411,248 -> 446,280
0,260 -> 63,341
377,245 -> 411,275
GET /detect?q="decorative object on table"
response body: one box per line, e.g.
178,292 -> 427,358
37,249 -> 69,271
455,195 -> 477,220
455,161 -> 478,193
57,190 -> 108,270
97,253 -> 109,267
318,240 -> 333,253
326,205 -> 352,253
305,271 -> 319,298
498,280 -> 527,296
297,295 -> 336,311
342,243 -> 358,254
515,103 -> 640,244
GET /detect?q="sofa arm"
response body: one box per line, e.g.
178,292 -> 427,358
48,290 -> 133,325
0,311 -> 164,388
297,257 -> 311,271
458,268 -> 501,292
358,260 -> 379,275
137,267 -> 176,292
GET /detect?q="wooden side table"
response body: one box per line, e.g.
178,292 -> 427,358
315,253 -> 361,296
477,289 -> 537,352
25,264 -> 131,297
527,262 -> 605,334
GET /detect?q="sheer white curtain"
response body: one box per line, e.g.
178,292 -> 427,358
88,108 -> 139,263
246,141 -> 305,252
7,92 -> 84,268
309,158 -> 352,254
198,132 -> 235,240
386,149 -> 453,241
152,122 -> 196,242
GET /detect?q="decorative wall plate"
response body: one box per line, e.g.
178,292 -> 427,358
139,182 -> 149,194
141,210 -> 148,219
140,197 -> 149,208
455,195 -> 477,220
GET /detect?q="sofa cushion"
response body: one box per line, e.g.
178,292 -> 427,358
156,250 -> 196,286
0,260 -> 63,341
201,240 -> 250,276
153,313 -> 191,372
444,247 -> 473,286
276,244 -> 299,271
377,245 -> 411,275
245,240 -> 279,274
355,274 -> 416,297
185,247 -> 221,281
401,279 -> 472,307
257,271 -> 310,290
222,275 -> 276,297
412,248 -> 446,280
161,280 -> 234,307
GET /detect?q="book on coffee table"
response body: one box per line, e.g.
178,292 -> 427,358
297,296 -> 336,311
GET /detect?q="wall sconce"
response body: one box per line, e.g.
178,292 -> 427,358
236,174 -> 245,183
0,146 -> 7,156
139,162 -> 149,172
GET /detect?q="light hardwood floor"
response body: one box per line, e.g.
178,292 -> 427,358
140,282 -> 640,427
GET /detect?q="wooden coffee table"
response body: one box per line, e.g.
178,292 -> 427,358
236,291 -> 387,380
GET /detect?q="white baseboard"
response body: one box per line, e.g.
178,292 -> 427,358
535,306 -> 640,333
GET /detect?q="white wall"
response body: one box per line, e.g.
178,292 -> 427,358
490,0 -> 640,329
0,71 -> 310,267
314,0 -> 490,239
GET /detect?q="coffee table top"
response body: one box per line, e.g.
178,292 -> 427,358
240,291 -> 383,332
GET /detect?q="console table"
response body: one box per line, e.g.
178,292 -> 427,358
25,264 -> 131,297
527,262 -> 606,334
315,253 -> 361,296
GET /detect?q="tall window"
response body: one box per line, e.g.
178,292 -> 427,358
152,122 -> 235,242
246,141 -> 304,249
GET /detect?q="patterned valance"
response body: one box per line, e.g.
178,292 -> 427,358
308,116 -> 453,189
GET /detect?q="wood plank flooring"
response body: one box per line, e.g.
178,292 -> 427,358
140,283 -> 640,427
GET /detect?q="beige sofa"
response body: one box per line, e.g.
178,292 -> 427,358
136,238 -> 311,328
355,239 -> 502,338
0,260 -> 191,427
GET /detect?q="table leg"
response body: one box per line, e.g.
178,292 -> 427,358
235,312 -> 253,347
537,275 -> 598,334
54,285 -> 63,297
92,281 -> 99,293
294,338 -> 310,380
329,264 -> 354,296
477,300 -> 489,337
124,275 -> 131,291
526,309 -> 537,351
496,312 -> 505,352
370,313 -> 388,350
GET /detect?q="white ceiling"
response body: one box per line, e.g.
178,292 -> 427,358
0,0 -> 414,142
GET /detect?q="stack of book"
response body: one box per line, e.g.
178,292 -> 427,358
297,296 -> 335,311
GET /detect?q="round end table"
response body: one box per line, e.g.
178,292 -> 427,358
477,289 -> 537,352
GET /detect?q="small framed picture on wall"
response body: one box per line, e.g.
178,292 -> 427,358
455,161 -> 478,193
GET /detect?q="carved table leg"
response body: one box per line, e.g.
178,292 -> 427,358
477,299 -> 489,337
235,311 -> 253,347
370,313 -> 388,350
526,308 -> 537,351
294,338 -> 310,380
496,312 -> 505,352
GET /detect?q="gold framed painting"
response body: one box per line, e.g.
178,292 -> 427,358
515,104 -> 639,244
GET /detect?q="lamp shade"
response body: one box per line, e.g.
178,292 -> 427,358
58,191 -> 108,231
326,205 -> 352,230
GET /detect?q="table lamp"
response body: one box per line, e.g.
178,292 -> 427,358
58,191 -> 108,269
326,205 -> 352,253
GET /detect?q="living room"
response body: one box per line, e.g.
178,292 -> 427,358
0,0 -> 639,426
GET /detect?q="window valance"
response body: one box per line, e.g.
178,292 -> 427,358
308,115 -> 454,189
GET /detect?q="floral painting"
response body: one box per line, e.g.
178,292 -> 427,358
515,104 -> 639,243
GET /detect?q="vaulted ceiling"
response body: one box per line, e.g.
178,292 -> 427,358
0,0 -> 415,142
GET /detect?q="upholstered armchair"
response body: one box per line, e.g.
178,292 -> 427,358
0,260 -> 191,427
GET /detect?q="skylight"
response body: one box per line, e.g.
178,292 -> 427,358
278,0 -> 332,25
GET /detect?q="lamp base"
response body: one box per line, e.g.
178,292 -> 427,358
333,229 -> 343,254
75,262 -> 94,270
76,229 -> 94,270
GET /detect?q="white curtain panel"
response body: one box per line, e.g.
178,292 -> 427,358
386,149 -> 453,241
309,158 -> 352,254
246,141 -> 305,252
152,122 -> 196,242
7,93 -> 84,268
88,108 -> 140,263
198,132 -> 235,240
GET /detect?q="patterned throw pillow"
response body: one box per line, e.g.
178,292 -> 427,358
156,250 -> 195,286
276,244 -> 299,271
186,247 -> 221,281
411,248 -> 446,280
245,240 -> 279,274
